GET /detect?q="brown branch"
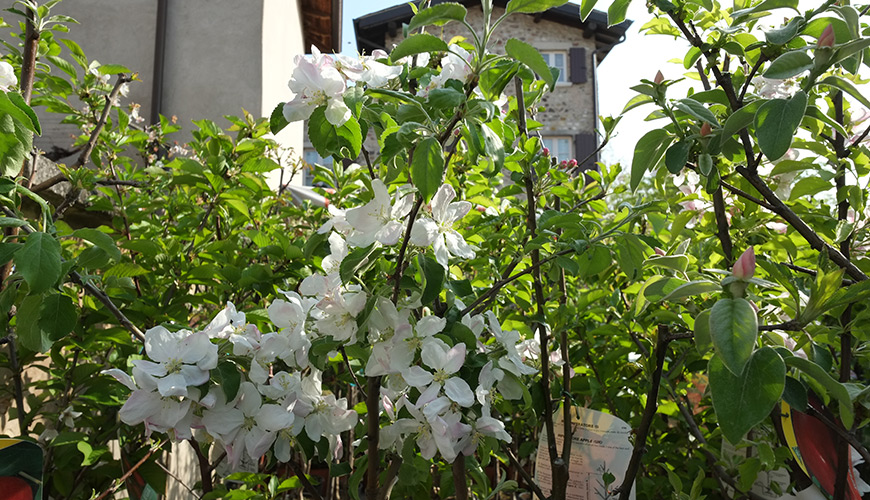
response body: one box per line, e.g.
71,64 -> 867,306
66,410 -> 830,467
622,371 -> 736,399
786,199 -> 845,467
376,455 -> 402,500
735,166 -> 868,282
289,458 -> 324,500
780,262 -> 856,286
188,438 -> 213,494
3,333 -> 27,434
452,454 -> 469,500
712,186 -> 733,267
54,74 -> 132,221
18,3 -> 39,105
95,441 -> 163,500
758,320 -> 803,331
2,206 -> 145,341
670,387 -> 769,500
501,443 -> 547,500
617,325 -> 670,500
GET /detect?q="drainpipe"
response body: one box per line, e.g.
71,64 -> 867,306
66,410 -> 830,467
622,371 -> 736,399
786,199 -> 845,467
150,0 -> 168,124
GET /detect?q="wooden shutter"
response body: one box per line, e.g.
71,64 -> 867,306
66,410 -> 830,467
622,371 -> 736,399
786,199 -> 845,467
569,47 -> 587,84
574,132 -> 598,172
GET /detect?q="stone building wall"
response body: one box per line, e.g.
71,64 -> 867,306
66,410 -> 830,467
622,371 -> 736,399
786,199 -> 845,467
383,5 -> 600,139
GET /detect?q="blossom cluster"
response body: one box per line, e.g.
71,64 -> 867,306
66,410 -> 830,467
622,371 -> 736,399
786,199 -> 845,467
283,46 -> 402,127
105,44 -> 541,471
105,178 -> 540,468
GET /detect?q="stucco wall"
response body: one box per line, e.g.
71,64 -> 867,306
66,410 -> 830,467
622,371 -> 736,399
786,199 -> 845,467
384,5 -> 599,137
15,0 -> 304,187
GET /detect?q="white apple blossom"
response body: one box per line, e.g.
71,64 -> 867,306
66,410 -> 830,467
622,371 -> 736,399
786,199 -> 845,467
201,382 -> 295,469
292,371 -> 358,443
411,184 -> 475,268
321,232 -> 348,274
201,301 -> 246,339
132,326 -> 217,398
346,179 -> 415,247
283,50 -> 351,126
359,50 -> 402,87
403,340 -> 475,408
0,60 -> 16,92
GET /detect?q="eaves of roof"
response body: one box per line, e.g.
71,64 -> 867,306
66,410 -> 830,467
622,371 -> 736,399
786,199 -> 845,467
354,0 -> 631,61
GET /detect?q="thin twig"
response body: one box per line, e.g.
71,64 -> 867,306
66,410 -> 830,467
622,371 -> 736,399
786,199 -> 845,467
501,443 -> 547,500
452,454 -> 469,500
5,333 -> 27,434
290,458 -> 324,500
735,166 -> 868,282
54,74 -> 132,221
339,345 -> 366,400
669,387 -> 769,500
95,441 -> 163,500
758,320 -> 803,331
2,206 -> 146,342
376,455 -> 402,500
617,325 -> 670,500
155,460 -> 199,497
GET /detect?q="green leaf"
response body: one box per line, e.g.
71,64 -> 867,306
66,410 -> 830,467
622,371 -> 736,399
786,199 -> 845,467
407,3 -> 467,32
5,91 -> 41,135
698,153 -> 713,176
0,113 -> 33,177
104,262 -> 149,278
215,360 -> 241,401
694,309 -> 712,354
818,75 -> 870,110
664,140 -> 691,174
643,254 -> 689,273
709,347 -> 785,444
765,17 -> 803,45
630,129 -> 673,191
308,107 -> 362,158
763,50 -> 813,79
579,0 -> 599,20
16,295 -> 49,352
754,91 -> 807,161
97,64 -> 130,75
709,297 -> 758,376
411,137 -> 445,201
72,228 -> 121,262
506,0 -> 569,14
788,177 -> 830,201
607,0 -> 630,26
804,105 -> 849,139
0,242 -> 22,266
505,38 -> 556,91
15,232 -> 62,294
340,244 -> 377,283
427,88 -> 465,110
390,33 -> 449,63
0,216 -> 27,228
785,356 -> 854,428
675,98 -> 719,125
38,293 -> 77,342
270,102 -> 289,135
662,280 -> 720,301
721,99 -> 763,139
419,255 -> 445,305
242,157 -> 281,173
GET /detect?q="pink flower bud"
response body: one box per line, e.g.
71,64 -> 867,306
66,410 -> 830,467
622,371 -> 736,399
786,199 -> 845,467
568,159 -> 577,168
700,122 -> 712,137
732,247 -> 756,280
542,147 -> 550,157
818,24 -> 835,48
654,70 -> 664,84
453,128 -> 461,136
654,247 -> 666,256
560,160 -> 568,167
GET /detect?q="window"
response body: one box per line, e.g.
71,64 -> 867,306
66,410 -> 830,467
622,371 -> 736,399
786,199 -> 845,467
542,136 -> 572,162
302,148 -> 333,185
540,51 -> 567,83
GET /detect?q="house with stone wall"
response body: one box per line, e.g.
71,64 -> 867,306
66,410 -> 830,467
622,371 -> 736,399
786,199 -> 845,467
296,1 -> 629,181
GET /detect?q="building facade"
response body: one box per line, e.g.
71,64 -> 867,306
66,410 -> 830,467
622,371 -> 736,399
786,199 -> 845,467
352,0 -> 630,171
20,0 -> 340,187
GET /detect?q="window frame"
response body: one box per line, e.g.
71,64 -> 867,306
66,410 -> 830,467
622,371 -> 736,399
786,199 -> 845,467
541,136 -> 573,163
540,50 -> 569,85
